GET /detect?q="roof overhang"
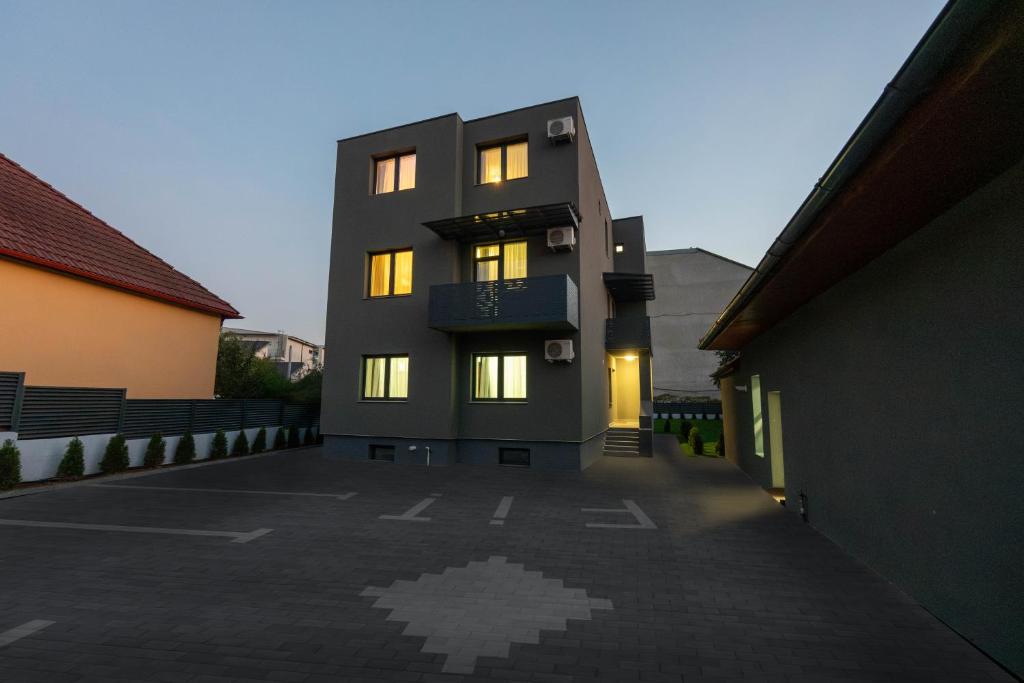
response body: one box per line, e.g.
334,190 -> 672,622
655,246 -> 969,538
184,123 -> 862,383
603,272 -> 655,302
423,202 -> 580,242
700,0 -> 1024,350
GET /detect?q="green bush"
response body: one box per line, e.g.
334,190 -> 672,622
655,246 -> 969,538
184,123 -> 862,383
287,425 -> 301,448
662,418 -> 672,433
210,430 -> 228,460
688,427 -> 704,456
679,420 -> 693,440
716,431 -> 725,457
251,427 -> 267,454
303,427 -> 315,446
99,434 -> 129,474
56,437 -> 85,480
0,439 -> 22,490
144,433 -> 166,468
231,430 -> 249,457
174,432 -> 196,464
272,427 -> 287,450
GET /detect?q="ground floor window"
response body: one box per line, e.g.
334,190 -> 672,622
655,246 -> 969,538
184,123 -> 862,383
369,445 -> 395,462
362,355 -> 409,400
751,374 -> 764,456
472,353 -> 527,401
499,447 -> 530,467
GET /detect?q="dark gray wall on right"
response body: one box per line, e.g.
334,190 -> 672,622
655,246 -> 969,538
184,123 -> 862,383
730,159 -> 1024,676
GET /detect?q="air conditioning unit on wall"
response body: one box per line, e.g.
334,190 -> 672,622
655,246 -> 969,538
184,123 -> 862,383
547,116 -> 575,143
545,339 -> 574,363
546,226 -> 575,252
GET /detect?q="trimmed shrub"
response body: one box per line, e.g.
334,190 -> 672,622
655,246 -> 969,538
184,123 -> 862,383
231,430 -> 250,457
715,430 -> 724,457
272,427 -> 287,451
0,439 -> 22,490
662,418 -> 672,433
210,430 -> 228,460
174,432 -> 196,464
99,434 -> 130,474
144,433 -> 166,468
287,425 -> 301,449
688,427 -> 704,456
303,427 -> 315,446
56,437 -> 86,480
679,421 -> 693,440
251,427 -> 267,454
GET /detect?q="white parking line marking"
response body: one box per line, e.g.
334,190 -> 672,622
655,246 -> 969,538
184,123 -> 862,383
91,484 -> 357,500
490,496 -> 514,525
581,499 -> 657,529
0,620 -> 54,648
0,518 -> 274,543
380,497 -> 437,522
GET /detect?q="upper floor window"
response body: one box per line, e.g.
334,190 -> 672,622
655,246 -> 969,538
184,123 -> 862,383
374,153 -> 416,194
473,353 -> 527,401
478,140 -> 528,184
474,241 -> 527,282
615,243 -> 625,254
362,354 -> 409,400
369,249 -> 413,297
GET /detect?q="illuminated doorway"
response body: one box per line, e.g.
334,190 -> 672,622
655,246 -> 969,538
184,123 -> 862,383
609,354 -> 640,428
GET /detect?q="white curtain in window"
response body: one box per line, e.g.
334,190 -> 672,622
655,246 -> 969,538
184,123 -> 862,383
480,146 -> 502,184
393,250 -> 413,295
369,253 -> 391,297
389,356 -> 409,398
398,154 -> 416,191
475,244 -> 500,282
503,355 -> 526,399
474,355 -> 499,399
375,158 -> 395,194
506,141 -> 528,180
364,357 -> 387,398
503,241 -> 527,279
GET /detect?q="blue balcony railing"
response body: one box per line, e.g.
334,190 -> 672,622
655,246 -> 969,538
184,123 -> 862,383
429,274 -> 579,333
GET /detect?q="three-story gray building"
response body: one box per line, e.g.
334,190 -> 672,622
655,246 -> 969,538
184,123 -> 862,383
321,97 -> 654,469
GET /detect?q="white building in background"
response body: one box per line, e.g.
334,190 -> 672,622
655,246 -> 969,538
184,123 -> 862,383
224,328 -> 325,381
645,248 -> 752,400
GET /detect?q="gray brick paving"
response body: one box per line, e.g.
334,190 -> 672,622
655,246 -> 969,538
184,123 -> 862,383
0,435 -> 1010,681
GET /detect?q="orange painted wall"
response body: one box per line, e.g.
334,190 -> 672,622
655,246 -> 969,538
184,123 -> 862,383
0,258 -> 223,398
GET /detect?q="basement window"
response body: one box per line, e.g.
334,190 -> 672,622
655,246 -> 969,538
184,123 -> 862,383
499,448 -> 530,467
369,445 -> 395,462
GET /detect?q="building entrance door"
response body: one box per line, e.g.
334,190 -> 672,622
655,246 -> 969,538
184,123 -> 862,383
610,355 -> 640,428
767,390 -> 785,487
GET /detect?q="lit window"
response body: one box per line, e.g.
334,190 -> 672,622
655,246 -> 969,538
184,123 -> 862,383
368,249 -> 413,297
478,140 -> 528,184
474,241 -> 527,282
374,152 -> 415,194
362,355 -> 409,400
615,243 -> 624,254
473,353 -> 527,401
751,374 -> 764,456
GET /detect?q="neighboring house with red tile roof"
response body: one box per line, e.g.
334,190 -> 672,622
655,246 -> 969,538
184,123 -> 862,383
0,153 -> 240,398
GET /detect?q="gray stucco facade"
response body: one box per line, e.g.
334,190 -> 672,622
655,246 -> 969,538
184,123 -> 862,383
720,159 -> 1024,676
645,249 -> 751,399
321,98 -> 653,469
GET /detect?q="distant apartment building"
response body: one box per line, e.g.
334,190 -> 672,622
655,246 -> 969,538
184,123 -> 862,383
224,328 -> 324,380
0,153 -> 239,398
321,97 -> 656,468
645,248 -> 751,400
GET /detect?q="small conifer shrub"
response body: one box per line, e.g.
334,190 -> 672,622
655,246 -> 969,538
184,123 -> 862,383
0,439 -> 22,490
56,437 -> 86,480
303,427 -> 315,446
143,433 -> 166,468
99,434 -> 130,474
251,427 -> 267,454
210,430 -> 228,460
272,427 -> 287,451
174,432 -> 196,464
231,430 -> 250,457
287,425 -> 301,448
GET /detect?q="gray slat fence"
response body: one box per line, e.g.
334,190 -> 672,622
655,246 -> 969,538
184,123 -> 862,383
653,401 -> 723,418
18,387 -> 126,439
0,372 -> 25,431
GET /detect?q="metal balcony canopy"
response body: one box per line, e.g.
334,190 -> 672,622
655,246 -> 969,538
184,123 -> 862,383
603,272 -> 655,302
423,202 -> 581,241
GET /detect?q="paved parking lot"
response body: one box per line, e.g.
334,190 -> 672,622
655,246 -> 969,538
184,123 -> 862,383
0,436 -> 1008,682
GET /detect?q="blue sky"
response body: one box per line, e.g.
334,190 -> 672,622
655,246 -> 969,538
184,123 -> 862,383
1,0 -> 944,343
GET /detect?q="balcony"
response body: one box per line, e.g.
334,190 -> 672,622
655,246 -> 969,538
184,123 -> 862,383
605,316 -> 652,351
429,274 -> 579,333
